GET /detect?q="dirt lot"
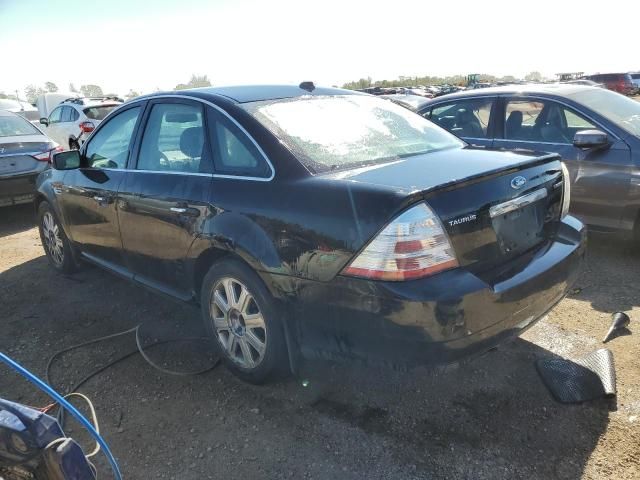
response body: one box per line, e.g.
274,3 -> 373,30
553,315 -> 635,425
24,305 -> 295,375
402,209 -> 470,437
1,204 -> 639,480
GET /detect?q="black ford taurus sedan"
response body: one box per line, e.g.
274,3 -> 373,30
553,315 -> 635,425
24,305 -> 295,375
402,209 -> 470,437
35,84 -> 585,383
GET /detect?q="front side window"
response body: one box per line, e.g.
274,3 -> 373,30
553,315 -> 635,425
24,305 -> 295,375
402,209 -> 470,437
85,106 -> 140,169
429,99 -> 493,138
208,110 -> 271,178
137,103 -> 207,173
49,107 -> 63,124
504,99 -> 596,143
244,95 -> 462,173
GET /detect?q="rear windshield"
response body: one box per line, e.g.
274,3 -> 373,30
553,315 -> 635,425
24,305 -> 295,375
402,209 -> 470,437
83,105 -> 118,120
569,88 -> 640,136
243,95 -> 462,173
0,114 -> 40,137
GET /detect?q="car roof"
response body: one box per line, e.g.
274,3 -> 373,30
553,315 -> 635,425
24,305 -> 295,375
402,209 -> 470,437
426,83 -> 601,102
146,84 -> 363,104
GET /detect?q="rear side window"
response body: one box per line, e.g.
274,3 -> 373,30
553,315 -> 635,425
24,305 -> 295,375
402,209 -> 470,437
429,99 -> 493,138
84,105 -> 118,121
208,108 -> 271,178
61,107 -> 73,122
85,106 -> 140,169
137,102 -> 209,173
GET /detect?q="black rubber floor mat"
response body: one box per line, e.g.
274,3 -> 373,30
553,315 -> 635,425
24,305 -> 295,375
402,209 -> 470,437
536,349 -> 616,403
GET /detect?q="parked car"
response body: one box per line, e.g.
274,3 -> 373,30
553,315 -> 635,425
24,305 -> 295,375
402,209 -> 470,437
39,97 -> 123,150
0,110 -> 61,207
0,99 -> 41,125
35,84 -> 584,383
583,73 -> 635,95
630,72 -> 640,91
417,84 -> 640,235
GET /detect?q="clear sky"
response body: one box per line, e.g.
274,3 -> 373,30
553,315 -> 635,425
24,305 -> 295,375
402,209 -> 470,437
1,0 -> 638,96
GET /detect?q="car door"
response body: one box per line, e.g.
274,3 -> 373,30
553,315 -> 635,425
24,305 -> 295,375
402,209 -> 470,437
493,96 -> 632,229
57,106 -> 76,149
118,98 -> 213,298
420,97 -> 496,148
58,104 -> 143,271
44,106 -> 64,145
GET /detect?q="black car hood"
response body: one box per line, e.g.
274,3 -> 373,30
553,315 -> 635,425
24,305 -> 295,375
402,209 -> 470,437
323,147 -> 559,195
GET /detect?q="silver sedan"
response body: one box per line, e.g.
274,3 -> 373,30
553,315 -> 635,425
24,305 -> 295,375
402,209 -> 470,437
0,110 -> 60,207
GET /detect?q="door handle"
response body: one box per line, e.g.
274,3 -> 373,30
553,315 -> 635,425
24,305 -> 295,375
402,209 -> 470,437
169,205 -> 200,217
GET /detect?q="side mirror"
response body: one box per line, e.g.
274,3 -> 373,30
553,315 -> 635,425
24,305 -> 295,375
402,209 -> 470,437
52,150 -> 81,170
40,118 -> 49,126
573,129 -> 609,149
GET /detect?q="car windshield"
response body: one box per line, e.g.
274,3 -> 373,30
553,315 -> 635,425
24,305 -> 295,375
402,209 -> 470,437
83,105 -> 119,120
244,95 -> 463,173
570,88 -> 640,136
0,114 -> 40,136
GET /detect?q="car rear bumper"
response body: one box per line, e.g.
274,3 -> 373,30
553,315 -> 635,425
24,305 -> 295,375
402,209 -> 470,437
285,216 -> 586,367
0,173 -> 40,207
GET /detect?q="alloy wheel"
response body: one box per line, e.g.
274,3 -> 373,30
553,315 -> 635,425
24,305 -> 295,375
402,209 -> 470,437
42,212 -> 64,266
210,277 -> 267,369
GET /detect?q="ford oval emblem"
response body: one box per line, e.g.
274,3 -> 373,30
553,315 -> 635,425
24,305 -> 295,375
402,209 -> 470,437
510,176 -> 527,189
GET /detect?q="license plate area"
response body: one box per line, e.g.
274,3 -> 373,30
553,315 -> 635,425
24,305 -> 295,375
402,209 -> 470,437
490,188 -> 548,254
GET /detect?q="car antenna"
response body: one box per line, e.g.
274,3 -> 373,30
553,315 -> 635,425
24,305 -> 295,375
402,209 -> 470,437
299,81 -> 315,92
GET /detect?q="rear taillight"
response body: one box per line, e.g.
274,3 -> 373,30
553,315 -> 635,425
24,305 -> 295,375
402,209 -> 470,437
79,121 -> 95,133
342,203 -> 458,281
561,162 -> 571,218
33,146 -> 64,163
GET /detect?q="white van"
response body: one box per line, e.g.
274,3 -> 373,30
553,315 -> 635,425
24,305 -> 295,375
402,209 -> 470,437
35,92 -> 80,119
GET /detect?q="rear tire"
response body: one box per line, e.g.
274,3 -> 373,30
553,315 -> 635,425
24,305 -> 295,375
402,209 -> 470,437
200,258 -> 288,384
38,202 -> 78,274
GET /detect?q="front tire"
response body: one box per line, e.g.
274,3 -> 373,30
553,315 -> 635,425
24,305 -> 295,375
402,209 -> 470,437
200,258 -> 288,384
38,202 -> 78,274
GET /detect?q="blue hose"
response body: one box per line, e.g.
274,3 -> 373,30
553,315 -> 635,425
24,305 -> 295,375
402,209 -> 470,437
0,351 -> 123,480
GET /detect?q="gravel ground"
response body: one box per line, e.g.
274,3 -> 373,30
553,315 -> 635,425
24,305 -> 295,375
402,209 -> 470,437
0,204 -> 639,479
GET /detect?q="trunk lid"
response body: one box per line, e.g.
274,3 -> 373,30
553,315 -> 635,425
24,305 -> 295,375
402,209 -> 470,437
329,147 -> 564,277
0,136 -> 53,176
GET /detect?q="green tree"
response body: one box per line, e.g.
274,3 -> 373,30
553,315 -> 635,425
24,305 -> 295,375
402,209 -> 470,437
174,74 -> 212,90
125,89 -> 140,99
80,84 -> 104,97
69,83 -> 79,93
24,85 -> 46,103
45,82 -> 58,93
